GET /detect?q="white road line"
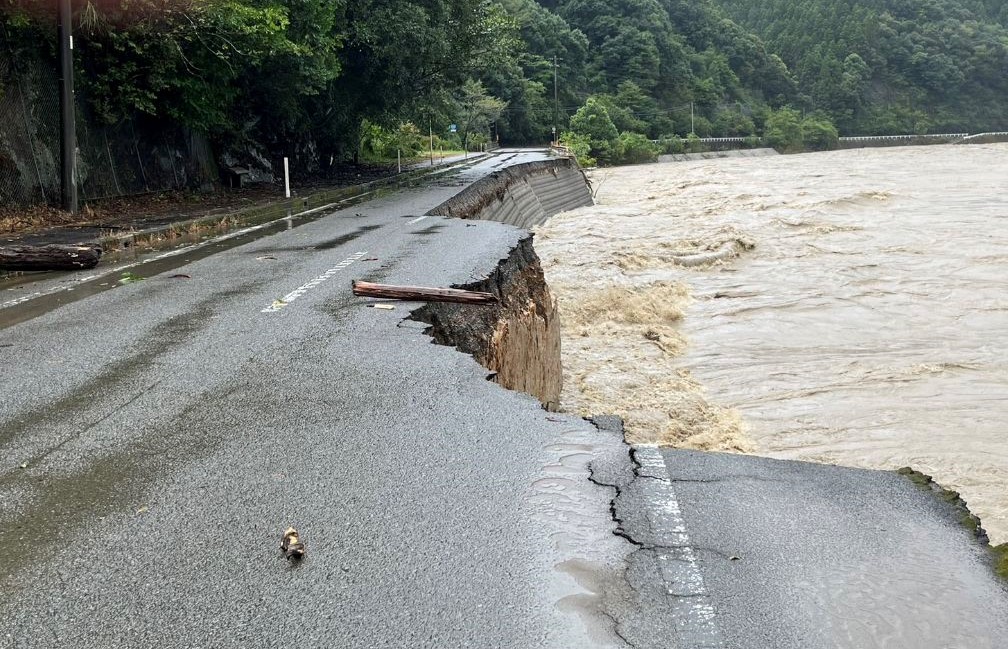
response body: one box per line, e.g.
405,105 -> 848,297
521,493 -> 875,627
407,215 -> 429,224
634,445 -> 725,648
261,251 -> 367,313
0,200 -> 355,312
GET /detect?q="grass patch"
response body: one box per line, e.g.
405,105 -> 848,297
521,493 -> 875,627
897,465 -> 1008,581
993,544 -> 1008,580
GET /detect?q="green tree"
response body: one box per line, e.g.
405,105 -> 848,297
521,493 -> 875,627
763,107 -> 804,151
455,79 -> 507,151
568,97 -> 620,162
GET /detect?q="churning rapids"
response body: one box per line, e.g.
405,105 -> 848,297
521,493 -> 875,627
535,144 -> 1008,544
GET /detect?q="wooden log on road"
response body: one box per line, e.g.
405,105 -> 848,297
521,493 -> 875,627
0,244 -> 102,271
352,280 -> 498,305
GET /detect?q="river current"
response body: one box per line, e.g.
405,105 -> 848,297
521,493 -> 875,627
535,144 -> 1008,544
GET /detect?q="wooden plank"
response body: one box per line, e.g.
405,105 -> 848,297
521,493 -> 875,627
352,280 -> 498,305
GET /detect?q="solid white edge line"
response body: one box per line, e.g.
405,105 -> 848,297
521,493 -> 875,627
0,199 -> 354,311
632,445 -> 725,647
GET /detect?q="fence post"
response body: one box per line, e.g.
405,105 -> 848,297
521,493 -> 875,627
283,157 -> 290,198
58,0 -> 77,213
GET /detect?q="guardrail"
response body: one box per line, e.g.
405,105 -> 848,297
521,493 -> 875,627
839,133 -> 967,142
960,132 -> 1008,142
650,136 -> 760,144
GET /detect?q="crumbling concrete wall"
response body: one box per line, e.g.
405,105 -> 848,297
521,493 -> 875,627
426,158 -> 593,228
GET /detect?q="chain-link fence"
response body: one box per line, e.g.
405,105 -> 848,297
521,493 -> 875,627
0,48 -> 217,208
0,52 -> 60,206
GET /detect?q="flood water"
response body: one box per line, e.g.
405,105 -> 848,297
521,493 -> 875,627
535,144 -> 1008,544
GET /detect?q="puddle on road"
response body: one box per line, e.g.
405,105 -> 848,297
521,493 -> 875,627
0,160 -> 482,331
314,225 -> 382,250
411,224 -> 447,236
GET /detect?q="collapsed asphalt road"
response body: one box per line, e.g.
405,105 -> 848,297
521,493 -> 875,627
2,149 -> 1006,649
0,150 -> 630,647
590,418 -> 1008,649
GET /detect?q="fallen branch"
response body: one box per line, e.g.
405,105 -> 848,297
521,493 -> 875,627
352,280 -> 498,305
0,244 -> 102,271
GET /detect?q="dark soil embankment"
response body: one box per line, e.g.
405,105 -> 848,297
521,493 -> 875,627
413,236 -> 562,411
410,156 -> 593,410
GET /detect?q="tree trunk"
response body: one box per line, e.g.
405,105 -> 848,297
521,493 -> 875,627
0,245 -> 102,271
352,280 -> 498,305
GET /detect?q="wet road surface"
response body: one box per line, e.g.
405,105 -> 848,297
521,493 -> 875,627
0,150 -> 630,648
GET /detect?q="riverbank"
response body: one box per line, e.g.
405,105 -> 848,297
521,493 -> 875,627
535,143 -> 1008,545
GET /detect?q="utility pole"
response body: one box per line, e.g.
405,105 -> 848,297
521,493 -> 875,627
553,55 -> 559,145
429,118 -> 434,167
58,0 -> 78,213
690,101 -> 695,136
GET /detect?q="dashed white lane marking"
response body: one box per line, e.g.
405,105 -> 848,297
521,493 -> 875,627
634,445 -> 725,648
407,215 -> 429,224
261,251 -> 367,313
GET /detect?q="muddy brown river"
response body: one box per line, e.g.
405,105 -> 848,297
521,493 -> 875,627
536,144 -> 1008,544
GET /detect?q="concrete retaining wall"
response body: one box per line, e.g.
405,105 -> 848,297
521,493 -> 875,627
658,148 -> 779,163
427,158 -> 593,228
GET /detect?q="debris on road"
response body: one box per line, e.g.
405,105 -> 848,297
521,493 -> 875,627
256,255 -> 278,261
118,272 -> 144,285
370,304 -> 396,310
169,274 -> 191,279
352,280 -> 498,305
0,244 -> 102,271
281,527 -> 305,560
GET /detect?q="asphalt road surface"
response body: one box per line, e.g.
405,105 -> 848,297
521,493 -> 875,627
2,150 -> 1006,649
0,150 -> 630,648
595,431 -> 1008,649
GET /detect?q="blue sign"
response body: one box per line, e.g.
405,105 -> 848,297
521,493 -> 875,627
449,124 -> 457,133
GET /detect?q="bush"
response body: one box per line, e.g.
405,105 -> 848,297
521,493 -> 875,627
685,132 -> 704,153
559,131 -> 596,167
800,115 -> 839,151
763,107 -> 804,152
614,132 -> 659,164
660,138 -> 686,154
392,122 -> 425,157
360,120 -> 428,159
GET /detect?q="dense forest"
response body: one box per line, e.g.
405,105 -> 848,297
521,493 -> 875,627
716,0 -> 1008,134
1,0 -> 1005,170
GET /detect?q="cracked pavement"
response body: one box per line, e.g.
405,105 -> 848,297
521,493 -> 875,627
3,150 -> 1006,649
0,150 -> 631,648
593,417 -> 1008,649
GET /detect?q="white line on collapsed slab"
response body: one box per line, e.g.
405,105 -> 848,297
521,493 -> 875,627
633,445 -> 725,648
407,215 -> 429,224
261,251 -> 367,313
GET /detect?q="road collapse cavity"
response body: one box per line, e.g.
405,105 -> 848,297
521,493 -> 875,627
413,158 -> 595,411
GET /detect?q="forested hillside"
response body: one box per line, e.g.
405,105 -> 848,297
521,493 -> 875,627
2,0 -> 1005,178
714,0 -> 1008,133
